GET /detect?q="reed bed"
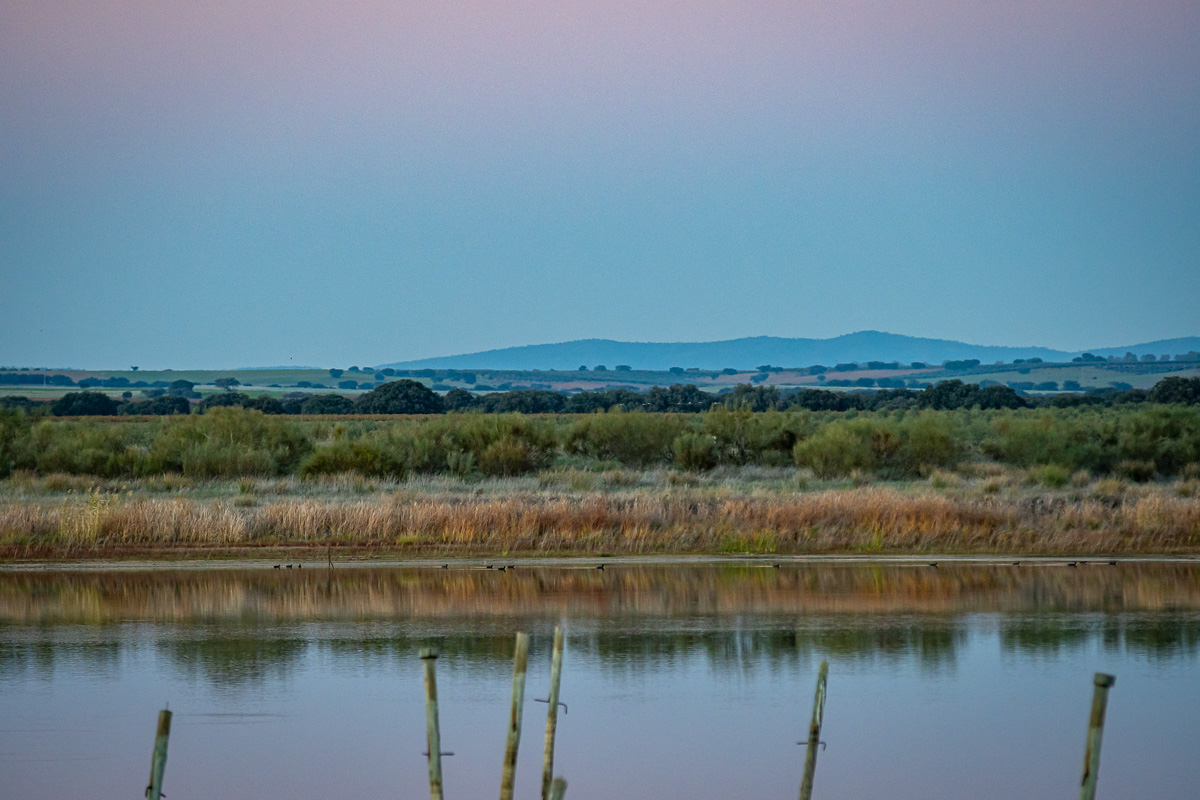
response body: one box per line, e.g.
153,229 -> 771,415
3,482 -> 1197,558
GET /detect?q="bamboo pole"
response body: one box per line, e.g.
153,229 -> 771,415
541,627 -> 566,800
420,648 -> 445,800
548,776 -> 568,800
798,661 -> 829,800
499,632 -> 530,800
1079,673 -> 1116,800
145,709 -> 171,800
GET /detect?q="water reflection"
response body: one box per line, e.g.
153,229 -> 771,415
2,561 -> 1198,624
2,562 -> 1198,690
3,562 -> 1199,800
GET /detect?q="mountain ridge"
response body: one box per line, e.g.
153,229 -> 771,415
378,331 -> 1200,372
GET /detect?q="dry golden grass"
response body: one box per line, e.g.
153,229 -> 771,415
2,481 -> 1197,558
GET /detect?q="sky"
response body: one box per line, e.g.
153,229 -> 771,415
2,1 -> 1198,369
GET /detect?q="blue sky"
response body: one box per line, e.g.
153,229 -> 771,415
2,1 -> 1198,368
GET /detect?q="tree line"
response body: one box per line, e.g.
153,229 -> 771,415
3,376 -> 1197,418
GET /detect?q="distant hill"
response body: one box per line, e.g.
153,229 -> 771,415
1080,337 -> 1200,360
379,331 -> 1200,371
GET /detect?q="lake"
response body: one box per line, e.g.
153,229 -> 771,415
2,559 -> 1198,799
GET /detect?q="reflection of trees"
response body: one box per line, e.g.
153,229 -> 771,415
0,636 -> 120,678
156,635 -> 307,690
1001,614 -> 1200,659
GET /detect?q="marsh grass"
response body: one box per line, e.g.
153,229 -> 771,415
2,469 -> 1197,557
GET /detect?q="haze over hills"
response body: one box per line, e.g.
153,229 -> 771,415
379,332 -> 1200,372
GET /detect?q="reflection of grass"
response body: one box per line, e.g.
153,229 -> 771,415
1,467 -> 1198,557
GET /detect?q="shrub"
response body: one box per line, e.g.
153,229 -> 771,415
146,407 -> 312,477
28,420 -> 142,477
673,432 -> 718,471
1030,464 -> 1070,488
792,420 -> 877,478
566,410 -> 683,466
1114,460 -> 1157,482
478,436 -> 537,476
197,393 -> 249,412
299,440 -> 404,479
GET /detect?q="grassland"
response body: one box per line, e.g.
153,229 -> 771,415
1,465 -> 1198,561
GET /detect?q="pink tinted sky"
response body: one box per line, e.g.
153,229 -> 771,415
2,1 -> 1198,366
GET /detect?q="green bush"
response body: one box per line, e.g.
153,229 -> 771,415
793,419 -> 878,478
299,439 -> 404,479
1030,464 -> 1070,488
28,419 -> 144,477
673,432 -> 718,471
146,407 -> 312,477
566,410 -> 683,466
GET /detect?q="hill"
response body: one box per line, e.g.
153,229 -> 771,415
379,332 -> 1200,371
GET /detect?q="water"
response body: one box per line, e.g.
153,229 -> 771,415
1,561 -> 1198,799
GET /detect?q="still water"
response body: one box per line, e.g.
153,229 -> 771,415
2,560 -> 1198,799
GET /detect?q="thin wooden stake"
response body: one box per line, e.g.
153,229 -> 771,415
798,661 -> 828,800
500,632 -> 530,800
145,708 -> 171,800
541,626 -> 567,800
421,648 -> 445,800
548,776 -> 568,800
1079,672 -> 1115,800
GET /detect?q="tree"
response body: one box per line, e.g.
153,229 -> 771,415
578,365 -> 589,371
615,365 -> 632,371
478,390 -> 566,414
644,384 -> 713,412
121,395 -> 190,415
354,380 -> 445,414
168,379 -> 196,398
338,380 -> 359,390
300,394 -> 355,414
974,385 -> 1026,409
215,377 -> 241,390
244,397 -> 286,414
1147,376 -> 1200,405
669,367 -> 685,375
918,380 -> 977,410
51,391 -> 119,416
443,388 -> 477,411
594,365 -> 608,371
329,369 -> 344,378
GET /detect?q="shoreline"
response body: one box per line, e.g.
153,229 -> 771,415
4,552 -> 1199,572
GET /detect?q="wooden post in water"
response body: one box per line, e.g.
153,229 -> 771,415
420,648 -> 445,800
1079,673 -> 1115,800
145,708 -> 171,800
541,626 -> 566,800
499,632 -> 530,800
548,776 -> 568,800
798,661 -> 829,800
